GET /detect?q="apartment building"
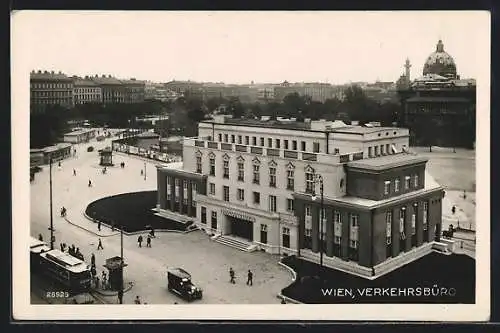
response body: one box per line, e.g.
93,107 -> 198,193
155,115 -> 445,278
30,70 -> 74,111
73,76 -> 102,104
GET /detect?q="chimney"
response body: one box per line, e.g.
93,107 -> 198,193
51,70 -> 54,74
85,75 -> 89,79
59,71 -> 62,74
38,70 -> 41,73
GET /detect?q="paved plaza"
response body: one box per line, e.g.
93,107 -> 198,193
29,134 -> 477,304
30,131 -> 293,304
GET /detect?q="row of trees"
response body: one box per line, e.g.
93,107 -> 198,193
30,85 -> 401,148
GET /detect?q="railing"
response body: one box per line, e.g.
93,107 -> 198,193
184,138 -> 364,165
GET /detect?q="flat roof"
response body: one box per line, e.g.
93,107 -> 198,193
65,129 -> 96,136
333,126 -> 403,135
406,96 -> 471,103
334,171 -> 442,208
347,153 -> 428,171
44,142 -> 72,153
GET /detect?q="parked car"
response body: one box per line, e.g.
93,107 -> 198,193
166,268 -> 202,301
87,146 -> 94,152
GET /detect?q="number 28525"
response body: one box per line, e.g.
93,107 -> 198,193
46,291 -> 69,298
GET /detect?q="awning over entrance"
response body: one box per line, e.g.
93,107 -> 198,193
222,209 -> 256,222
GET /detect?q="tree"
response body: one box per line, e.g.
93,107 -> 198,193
227,97 -> 244,119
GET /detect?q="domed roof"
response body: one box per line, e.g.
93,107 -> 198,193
423,40 -> 457,79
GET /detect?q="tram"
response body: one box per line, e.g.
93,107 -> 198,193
30,238 -> 92,294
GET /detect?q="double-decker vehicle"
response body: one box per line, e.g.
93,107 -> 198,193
35,248 -> 92,294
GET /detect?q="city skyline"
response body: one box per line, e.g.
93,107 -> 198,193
13,11 -> 488,85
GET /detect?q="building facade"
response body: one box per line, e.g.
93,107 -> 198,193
73,77 -> 102,104
30,70 -> 74,111
156,115 -> 444,277
90,75 -> 126,104
121,78 -> 145,103
397,40 -> 476,148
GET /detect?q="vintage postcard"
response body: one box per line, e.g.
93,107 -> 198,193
11,10 -> 490,321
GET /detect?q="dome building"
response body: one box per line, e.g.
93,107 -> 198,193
397,40 -> 476,149
422,40 -> 458,79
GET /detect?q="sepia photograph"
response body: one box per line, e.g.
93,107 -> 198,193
11,10 -> 490,321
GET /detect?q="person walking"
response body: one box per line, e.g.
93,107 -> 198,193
137,235 -> 143,248
246,270 -> 253,286
88,179 -> 92,187
134,296 -> 141,304
97,238 -> 104,250
118,289 -> 123,304
229,267 -> 235,284
98,221 -> 101,232
38,234 -> 43,241
73,169 -> 76,176
91,253 -> 96,267
146,236 -> 151,248
452,205 -> 456,214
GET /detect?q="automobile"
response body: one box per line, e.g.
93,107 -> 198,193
166,267 -> 202,301
87,146 -> 94,152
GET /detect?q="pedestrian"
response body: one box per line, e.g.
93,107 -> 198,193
146,236 -> 151,248
229,267 -> 235,284
91,266 -> 97,278
134,296 -> 141,304
118,289 -> 123,304
98,221 -> 101,232
452,205 -> 456,214
140,169 -> 144,176
73,169 -> 76,176
60,243 -> 64,251
58,161 -> 61,167
463,190 -> 467,199
138,235 -> 143,248
88,179 -> 92,187
95,276 -> 100,289
97,238 -> 104,250
102,275 -> 108,290
280,299 -> 286,304
247,270 -> 253,286
91,253 -> 96,267
38,234 -> 43,241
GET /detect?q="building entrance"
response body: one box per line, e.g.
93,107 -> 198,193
228,216 -> 253,241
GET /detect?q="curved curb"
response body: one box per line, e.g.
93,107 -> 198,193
64,216 -> 120,238
91,281 -> 135,297
278,261 -> 297,282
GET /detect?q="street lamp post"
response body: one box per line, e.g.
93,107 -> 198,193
144,162 -> 147,181
120,225 -> 124,304
49,155 -> 55,250
311,174 -> 324,273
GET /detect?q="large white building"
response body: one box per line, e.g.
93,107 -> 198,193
156,116 -> 446,278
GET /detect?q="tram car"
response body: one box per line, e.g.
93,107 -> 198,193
30,238 -> 92,294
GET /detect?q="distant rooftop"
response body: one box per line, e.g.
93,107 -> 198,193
30,70 -> 72,81
347,152 -> 428,171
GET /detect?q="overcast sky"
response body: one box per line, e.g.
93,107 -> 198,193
12,11 -> 489,85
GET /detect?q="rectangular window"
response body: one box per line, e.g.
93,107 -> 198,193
395,178 -> 400,192
237,161 -> 244,181
201,207 -> 207,224
334,211 -> 342,238
238,135 -> 242,144
399,208 -> 406,238
276,139 -> 281,149
305,171 -> 314,194
167,176 -> 172,186
386,211 -> 392,244
175,179 -> 180,186
223,160 -> 229,179
411,209 -> 416,234
414,174 -> 419,187
313,142 -> 320,153
260,224 -> 268,244
349,240 -> 358,249
269,166 -> 276,187
380,145 -> 385,155
305,205 -> 311,217
252,136 -> 257,146
253,165 -> 260,184
211,211 -> 217,229
423,202 -> 428,227
268,138 -> 272,148
405,176 -> 411,190
183,180 -> 188,191
260,137 -> 264,146
218,134 -> 222,142
224,134 -> 228,142
292,140 -> 297,150
209,183 -> 215,195
287,170 -> 294,190
301,141 -> 306,151
269,195 -> 277,212
237,189 -> 245,201
231,135 -> 235,143
384,181 -> 391,195
284,140 -> 289,150
209,157 -> 216,176
253,191 -> 260,204
192,182 -> 198,193
245,136 -> 249,145
350,214 -> 359,228
223,186 -> 229,202
282,227 -> 290,248
374,146 -> 379,156
287,199 -> 294,212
